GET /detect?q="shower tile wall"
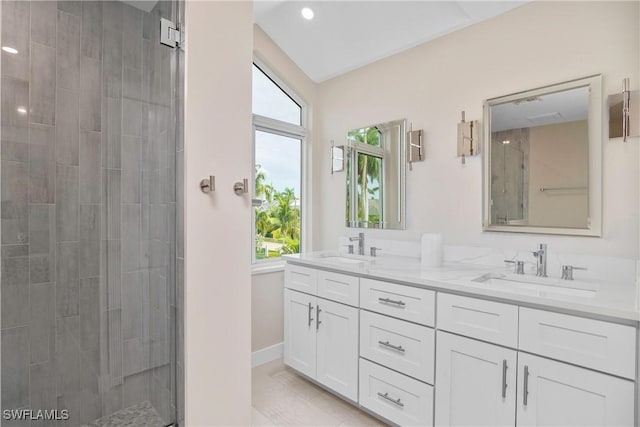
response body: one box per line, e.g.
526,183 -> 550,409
0,1 -> 181,425
490,128 -> 530,224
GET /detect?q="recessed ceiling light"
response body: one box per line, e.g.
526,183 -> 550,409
16,106 -> 27,114
301,7 -> 314,20
2,46 -> 18,54
502,140 -> 510,144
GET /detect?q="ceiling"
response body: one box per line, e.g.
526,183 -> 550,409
491,86 -> 590,132
254,1 -> 530,83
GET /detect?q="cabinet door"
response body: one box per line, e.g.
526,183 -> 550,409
283,289 -> 317,379
517,353 -> 634,427
316,298 -> 359,402
435,331 -> 517,427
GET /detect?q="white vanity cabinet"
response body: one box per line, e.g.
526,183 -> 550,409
516,352 -> 634,427
315,297 -> 359,400
434,294 -> 636,427
359,358 -> 434,426
284,261 -> 638,427
283,288 -> 317,378
283,267 -> 359,402
435,331 -> 517,427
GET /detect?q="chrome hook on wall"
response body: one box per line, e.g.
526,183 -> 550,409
199,175 -> 215,194
233,178 -> 249,196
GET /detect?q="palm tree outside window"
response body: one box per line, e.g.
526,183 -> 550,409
252,62 -> 306,262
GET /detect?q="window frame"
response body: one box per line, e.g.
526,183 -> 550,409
251,58 -> 309,265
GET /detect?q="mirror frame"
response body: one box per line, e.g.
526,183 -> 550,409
482,75 -> 603,236
346,119 -> 407,230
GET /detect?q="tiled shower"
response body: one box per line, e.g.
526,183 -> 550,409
0,0 -> 184,425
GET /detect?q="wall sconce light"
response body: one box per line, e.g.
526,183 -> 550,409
608,78 -> 638,142
407,127 -> 424,171
330,140 -> 344,174
457,111 -> 479,164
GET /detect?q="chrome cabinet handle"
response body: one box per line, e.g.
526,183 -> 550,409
501,359 -> 508,398
378,340 -> 405,353
307,302 -> 314,327
377,392 -> 404,408
523,365 -> 529,406
316,305 -> 322,330
378,297 -> 406,307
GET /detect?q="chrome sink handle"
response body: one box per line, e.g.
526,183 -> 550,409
561,265 -> 587,281
504,260 -> 525,275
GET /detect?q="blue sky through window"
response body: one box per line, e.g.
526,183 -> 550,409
255,131 -> 301,196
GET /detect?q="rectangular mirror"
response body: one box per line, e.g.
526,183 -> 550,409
483,75 -> 602,236
346,119 -> 406,229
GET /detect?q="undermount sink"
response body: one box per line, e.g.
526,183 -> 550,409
321,256 -> 367,264
471,273 -> 598,299
311,253 -> 370,264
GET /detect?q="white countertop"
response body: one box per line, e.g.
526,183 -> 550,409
285,252 -> 640,325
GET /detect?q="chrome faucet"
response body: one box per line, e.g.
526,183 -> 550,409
349,232 -> 365,256
531,243 -> 548,277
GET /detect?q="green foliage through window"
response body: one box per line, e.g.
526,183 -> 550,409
347,127 -> 383,226
255,165 -> 301,259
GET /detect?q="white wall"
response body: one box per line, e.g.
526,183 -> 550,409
184,2 -> 252,425
251,26 -> 318,353
528,121 -> 589,228
251,271 -> 284,352
315,1 -> 640,259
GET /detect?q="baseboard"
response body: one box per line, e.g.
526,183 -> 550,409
251,342 -> 284,368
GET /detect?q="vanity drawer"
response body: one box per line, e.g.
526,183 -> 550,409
317,270 -> 359,306
360,310 -> 434,384
519,307 -> 637,379
360,278 -> 435,326
437,293 -> 519,348
285,264 -> 317,295
359,358 -> 434,427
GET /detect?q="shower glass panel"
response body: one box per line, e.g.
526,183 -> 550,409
0,1 -> 183,426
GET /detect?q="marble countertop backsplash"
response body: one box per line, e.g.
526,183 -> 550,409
291,237 -> 640,324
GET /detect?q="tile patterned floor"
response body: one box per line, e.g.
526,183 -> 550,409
252,359 -> 387,427
83,401 -> 166,427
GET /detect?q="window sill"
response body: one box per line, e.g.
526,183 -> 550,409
251,261 -> 286,276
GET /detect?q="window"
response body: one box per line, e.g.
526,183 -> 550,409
347,126 -> 384,226
252,62 -> 306,262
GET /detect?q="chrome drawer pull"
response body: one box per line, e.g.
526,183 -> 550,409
377,392 -> 404,408
307,302 -> 314,327
501,359 -> 507,398
378,297 -> 406,307
523,365 -> 529,406
316,305 -> 322,330
378,340 -> 405,353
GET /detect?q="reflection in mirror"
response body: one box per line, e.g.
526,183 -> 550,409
484,75 -> 602,236
346,119 -> 406,229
